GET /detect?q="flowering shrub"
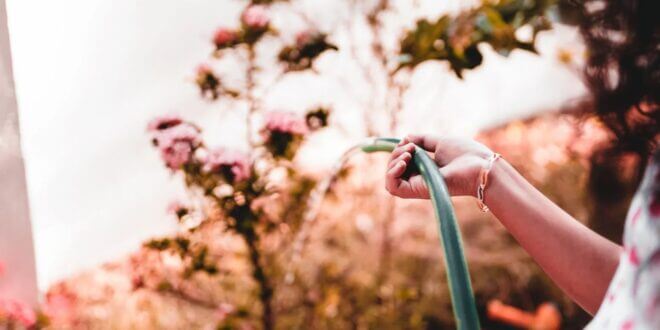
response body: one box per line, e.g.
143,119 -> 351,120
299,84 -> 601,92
0,300 -> 37,329
167,200 -> 190,220
149,116 -> 201,171
145,14 -> 335,330
241,5 -> 270,32
201,148 -> 251,183
305,107 -> 330,131
195,65 -> 222,100
261,111 -> 309,159
278,30 -> 338,71
145,107 -> 324,329
213,27 -> 239,50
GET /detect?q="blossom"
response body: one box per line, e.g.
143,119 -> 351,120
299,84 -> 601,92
261,112 -> 309,158
202,148 -> 251,183
263,111 -> 309,136
147,114 -> 183,132
0,300 -> 37,327
279,31 -> 337,71
295,30 -> 314,47
241,5 -> 269,30
167,200 -> 189,219
195,64 -> 221,100
213,27 -> 238,49
305,107 -> 330,131
196,64 -> 213,76
215,302 -> 236,322
152,122 -> 202,170
43,285 -> 77,325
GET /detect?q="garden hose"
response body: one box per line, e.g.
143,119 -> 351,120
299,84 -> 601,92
361,137 -> 480,330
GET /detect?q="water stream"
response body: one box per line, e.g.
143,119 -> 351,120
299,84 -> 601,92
284,140 -> 373,284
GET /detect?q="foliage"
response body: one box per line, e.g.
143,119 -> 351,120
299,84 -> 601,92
398,0 -> 556,77
278,31 -> 338,71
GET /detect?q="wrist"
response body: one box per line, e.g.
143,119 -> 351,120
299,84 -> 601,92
475,153 -> 502,212
481,157 -> 507,208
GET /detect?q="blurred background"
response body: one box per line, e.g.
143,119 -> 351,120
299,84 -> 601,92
0,0 -> 635,329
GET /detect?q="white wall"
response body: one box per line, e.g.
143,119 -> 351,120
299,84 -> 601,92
0,0 -> 38,305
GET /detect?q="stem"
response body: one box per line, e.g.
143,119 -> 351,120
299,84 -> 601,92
242,228 -> 275,330
160,287 -> 218,310
246,45 -> 258,148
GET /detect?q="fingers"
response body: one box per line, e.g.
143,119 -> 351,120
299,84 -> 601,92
400,134 -> 437,152
388,159 -> 407,178
389,143 -> 415,163
388,147 -> 413,169
386,150 -> 411,185
385,160 -> 405,195
386,145 -> 412,196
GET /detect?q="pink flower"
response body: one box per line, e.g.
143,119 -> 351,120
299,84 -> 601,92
196,64 -> 213,76
213,27 -> 238,49
167,200 -> 189,219
263,112 -> 309,136
295,31 -> 313,47
261,112 -> 308,159
241,5 -> 269,30
0,300 -> 37,327
195,64 -> 221,100
131,273 -> 144,289
147,114 -> 183,131
152,123 -> 201,170
43,283 -> 78,324
43,291 -> 76,325
202,148 -> 251,183
215,302 -> 236,322
295,30 -> 323,48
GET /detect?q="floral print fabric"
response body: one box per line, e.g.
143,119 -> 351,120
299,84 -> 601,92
587,153 -> 660,329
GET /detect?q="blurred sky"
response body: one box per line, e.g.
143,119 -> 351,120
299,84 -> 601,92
6,0 -> 587,290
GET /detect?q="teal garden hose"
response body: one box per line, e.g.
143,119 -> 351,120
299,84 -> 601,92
362,137 -> 480,330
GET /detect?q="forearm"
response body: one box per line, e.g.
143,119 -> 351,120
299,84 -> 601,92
484,159 -> 622,314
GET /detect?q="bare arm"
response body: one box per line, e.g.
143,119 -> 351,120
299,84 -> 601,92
485,158 -> 621,314
385,135 -> 622,314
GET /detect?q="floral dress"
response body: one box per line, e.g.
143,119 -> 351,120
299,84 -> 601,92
587,152 -> 660,329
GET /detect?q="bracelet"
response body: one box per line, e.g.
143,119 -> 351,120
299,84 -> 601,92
476,153 -> 501,212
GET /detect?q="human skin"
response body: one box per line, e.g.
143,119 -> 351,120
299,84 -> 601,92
385,135 -> 622,315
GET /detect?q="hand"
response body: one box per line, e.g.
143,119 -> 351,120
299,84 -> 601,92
385,135 -> 494,199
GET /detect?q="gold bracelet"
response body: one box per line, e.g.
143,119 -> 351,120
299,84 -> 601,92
476,153 -> 501,212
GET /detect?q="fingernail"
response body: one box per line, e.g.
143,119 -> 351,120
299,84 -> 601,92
398,160 -> 406,167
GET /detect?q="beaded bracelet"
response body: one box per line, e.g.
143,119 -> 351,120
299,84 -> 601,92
476,153 -> 501,212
